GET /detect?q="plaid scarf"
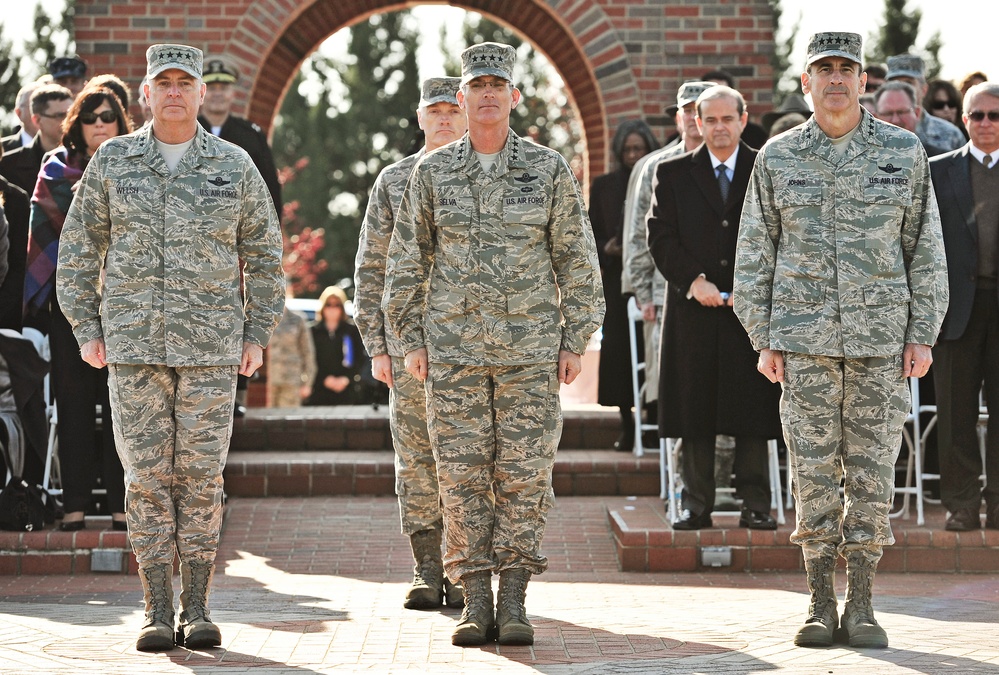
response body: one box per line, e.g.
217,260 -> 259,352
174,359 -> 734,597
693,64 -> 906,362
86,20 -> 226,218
23,150 -> 84,316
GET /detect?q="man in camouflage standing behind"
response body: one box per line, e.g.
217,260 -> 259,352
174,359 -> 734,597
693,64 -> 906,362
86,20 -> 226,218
385,43 -> 603,647
734,33 -> 948,649
354,76 -> 467,610
56,45 -> 284,652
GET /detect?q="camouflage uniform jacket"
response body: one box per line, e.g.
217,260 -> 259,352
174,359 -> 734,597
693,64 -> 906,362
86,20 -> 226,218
915,109 -> 966,153
385,129 -> 604,365
56,124 -> 285,366
353,148 -> 424,358
622,142 -> 687,306
734,109 -> 949,358
267,307 -> 317,387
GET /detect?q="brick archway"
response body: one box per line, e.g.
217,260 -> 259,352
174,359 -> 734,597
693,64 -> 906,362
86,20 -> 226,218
231,0 -> 628,182
73,0 -> 774,181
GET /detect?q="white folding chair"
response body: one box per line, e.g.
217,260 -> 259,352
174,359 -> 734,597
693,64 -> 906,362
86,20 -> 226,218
21,328 -> 62,497
628,297 -> 666,468
896,376 -> 989,525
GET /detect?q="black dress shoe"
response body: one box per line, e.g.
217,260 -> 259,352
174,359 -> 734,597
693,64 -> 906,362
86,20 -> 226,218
59,520 -> 85,532
739,507 -> 777,530
672,509 -> 712,530
613,431 -> 635,452
945,507 -> 981,531
985,503 -> 999,530
233,405 -> 247,418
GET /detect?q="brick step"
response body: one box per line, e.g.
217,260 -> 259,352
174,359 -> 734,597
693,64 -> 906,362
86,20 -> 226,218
230,404 -> 621,452
223,449 -> 662,498
608,497 -> 999,574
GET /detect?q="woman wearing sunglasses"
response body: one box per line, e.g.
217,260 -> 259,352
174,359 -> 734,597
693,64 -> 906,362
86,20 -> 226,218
925,79 -> 969,141
24,85 -> 133,531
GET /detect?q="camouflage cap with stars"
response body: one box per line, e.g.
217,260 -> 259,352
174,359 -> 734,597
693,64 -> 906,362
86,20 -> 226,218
666,80 -> 718,115
460,42 -> 516,87
804,32 -> 863,68
203,58 -> 240,84
886,54 -> 926,82
146,44 -> 203,80
419,76 -> 462,107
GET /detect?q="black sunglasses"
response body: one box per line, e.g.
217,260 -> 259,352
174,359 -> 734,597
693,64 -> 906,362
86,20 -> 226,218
79,110 -> 118,125
967,111 -> 999,123
930,100 -> 957,110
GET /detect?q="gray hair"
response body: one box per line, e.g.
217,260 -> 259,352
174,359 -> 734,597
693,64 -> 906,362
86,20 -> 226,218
964,82 -> 999,112
15,82 -> 40,113
695,85 -> 745,117
875,80 -> 918,108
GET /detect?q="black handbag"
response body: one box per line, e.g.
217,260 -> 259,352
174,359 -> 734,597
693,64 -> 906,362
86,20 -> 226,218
0,475 -> 54,531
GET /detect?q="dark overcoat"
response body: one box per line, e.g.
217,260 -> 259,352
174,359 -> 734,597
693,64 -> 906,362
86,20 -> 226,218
647,142 -> 781,439
588,167 -> 637,409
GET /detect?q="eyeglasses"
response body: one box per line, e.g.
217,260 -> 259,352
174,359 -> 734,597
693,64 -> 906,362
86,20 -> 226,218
79,110 -> 118,125
38,112 -> 66,120
930,100 -> 958,111
967,111 -> 999,123
879,108 -> 914,119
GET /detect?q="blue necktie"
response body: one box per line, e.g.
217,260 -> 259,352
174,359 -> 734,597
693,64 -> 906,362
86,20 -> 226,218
717,165 -> 730,203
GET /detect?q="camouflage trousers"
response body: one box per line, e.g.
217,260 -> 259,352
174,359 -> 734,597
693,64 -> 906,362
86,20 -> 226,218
268,384 -> 302,408
642,309 -> 661,405
426,362 -> 561,581
781,353 -> 909,565
107,364 -> 238,566
390,356 -> 441,534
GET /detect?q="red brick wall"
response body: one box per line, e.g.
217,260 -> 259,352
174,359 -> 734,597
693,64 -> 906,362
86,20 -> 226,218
74,0 -> 774,184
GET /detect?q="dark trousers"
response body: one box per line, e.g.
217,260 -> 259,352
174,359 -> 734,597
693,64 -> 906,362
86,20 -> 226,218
680,435 -> 770,514
49,302 -> 124,514
934,288 -> 999,511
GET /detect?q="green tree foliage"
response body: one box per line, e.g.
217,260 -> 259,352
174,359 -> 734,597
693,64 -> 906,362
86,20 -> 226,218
768,0 -> 801,104
867,0 -> 941,77
0,28 -> 19,127
272,12 -> 422,295
449,14 -> 582,167
0,0 -> 76,132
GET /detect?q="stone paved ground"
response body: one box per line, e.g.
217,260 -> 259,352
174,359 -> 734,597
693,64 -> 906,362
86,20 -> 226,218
1,496 -> 997,674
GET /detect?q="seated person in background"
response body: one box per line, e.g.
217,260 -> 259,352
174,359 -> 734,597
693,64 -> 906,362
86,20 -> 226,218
306,285 -> 365,406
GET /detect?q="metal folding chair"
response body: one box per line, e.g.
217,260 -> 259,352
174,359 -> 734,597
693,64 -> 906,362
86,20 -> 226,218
896,376 -> 989,525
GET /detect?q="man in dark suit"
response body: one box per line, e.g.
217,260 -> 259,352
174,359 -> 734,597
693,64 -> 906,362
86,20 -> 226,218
929,81 -> 999,532
0,84 -> 73,196
1,83 -> 41,152
647,85 -> 782,531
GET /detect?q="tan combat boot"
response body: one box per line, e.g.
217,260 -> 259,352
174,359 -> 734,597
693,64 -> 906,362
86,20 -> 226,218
176,560 -> 222,649
136,563 -> 175,652
443,577 -> 465,609
837,553 -> 889,648
496,568 -> 534,645
404,528 -> 445,609
794,557 -> 838,647
451,571 -> 494,646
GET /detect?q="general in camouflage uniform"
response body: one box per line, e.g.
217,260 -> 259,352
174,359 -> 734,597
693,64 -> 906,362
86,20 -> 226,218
55,45 -> 284,653
353,76 -> 466,611
384,43 -> 603,648
733,32 -> 948,649
266,305 -> 316,407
